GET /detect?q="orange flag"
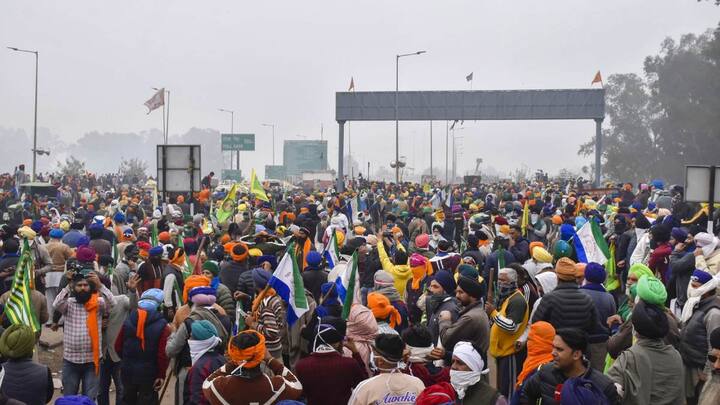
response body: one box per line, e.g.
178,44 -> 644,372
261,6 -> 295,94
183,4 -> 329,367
591,71 -> 603,86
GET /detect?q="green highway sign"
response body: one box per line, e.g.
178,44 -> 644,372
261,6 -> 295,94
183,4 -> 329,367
221,169 -> 242,182
221,134 -> 255,151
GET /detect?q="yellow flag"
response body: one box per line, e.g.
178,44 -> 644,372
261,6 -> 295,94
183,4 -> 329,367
521,200 -> 530,237
216,184 -> 237,223
250,169 -> 270,202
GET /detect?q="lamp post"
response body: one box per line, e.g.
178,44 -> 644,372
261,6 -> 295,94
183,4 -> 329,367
8,47 -> 39,181
262,123 -> 276,165
218,109 -> 235,170
395,50 -> 426,184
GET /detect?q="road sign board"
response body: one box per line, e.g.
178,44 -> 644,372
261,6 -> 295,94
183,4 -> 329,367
222,169 -> 242,182
221,134 -> 255,151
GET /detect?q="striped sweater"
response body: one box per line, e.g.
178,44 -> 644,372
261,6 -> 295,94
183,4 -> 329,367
257,294 -> 286,354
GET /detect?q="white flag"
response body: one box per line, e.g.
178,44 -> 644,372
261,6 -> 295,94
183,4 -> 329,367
144,88 -> 165,114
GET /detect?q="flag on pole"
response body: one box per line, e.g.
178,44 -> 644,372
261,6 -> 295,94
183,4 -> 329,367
466,72 -> 473,82
520,200 -> 530,237
573,220 -> 610,265
3,239 -> 40,333
335,251 -> 361,320
268,245 -> 310,326
323,231 -> 341,269
215,183 -> 237,223
250,169 -> 270,202
348,77 -> 355,91
177,234 -> 192,278
444,187 -> 454,208
604,241 -> 620,292
591,71 -> 603,86
151,222 -> 159,246
144,88 -> 165,114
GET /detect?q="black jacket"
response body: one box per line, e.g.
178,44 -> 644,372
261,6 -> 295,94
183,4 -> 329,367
519,362 -> 620,405
0,358 -> 53,405
532,281 -> 596,334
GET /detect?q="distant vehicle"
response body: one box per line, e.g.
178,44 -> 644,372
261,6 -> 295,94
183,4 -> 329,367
18,182 -> 58,201
300,171 -> 334,192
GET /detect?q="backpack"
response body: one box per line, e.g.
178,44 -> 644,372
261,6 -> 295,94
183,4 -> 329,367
559,376 -> 611,405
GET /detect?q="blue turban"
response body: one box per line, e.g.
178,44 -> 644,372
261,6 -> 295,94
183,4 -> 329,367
252,268 -> 272,289
305,251 -> 322,269
31,220 -> 43,233
671,227 -> 688,242
575,216 -> 587,230
149,246 -> 164,257
584,262 -> 606,284
191,320 -> 218,340
188,286 -> 216,300
257,255 -> 278,270
430,270 -> 456,295
691,269 -> 713,285
49,229 -> 64,239
77,236 -> 90,247
55,395 -> 96,405
113,212 -> 126,223
138,288 -> 164,310
560,224 -> 575,242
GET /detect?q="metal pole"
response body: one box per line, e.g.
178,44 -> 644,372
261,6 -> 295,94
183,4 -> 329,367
395,55 -> 399,184
594,118 -> 602,187
430,121 -> 433,181
367,162 -> 370,182
445,121 -> 449,185
32,51 -> 38,181
337,121 -> 345,192
165,90 -> 171,144
272,125 -> 276,165
709,166 -> 716,234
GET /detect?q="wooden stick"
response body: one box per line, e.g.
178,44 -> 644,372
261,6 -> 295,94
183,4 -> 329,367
158,359 -> 176,402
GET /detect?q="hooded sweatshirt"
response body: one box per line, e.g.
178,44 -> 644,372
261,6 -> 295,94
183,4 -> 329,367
377,240 -> 412,298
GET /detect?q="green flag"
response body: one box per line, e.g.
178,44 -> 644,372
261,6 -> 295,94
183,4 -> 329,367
3,239 -> 40,333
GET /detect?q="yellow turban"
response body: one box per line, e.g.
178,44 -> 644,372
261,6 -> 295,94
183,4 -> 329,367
532,247 -> 553,264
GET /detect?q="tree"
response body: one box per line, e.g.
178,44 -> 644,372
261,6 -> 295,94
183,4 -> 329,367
579,24 -> 720,184
57,156 -> 86,177
118,157 -> 148,183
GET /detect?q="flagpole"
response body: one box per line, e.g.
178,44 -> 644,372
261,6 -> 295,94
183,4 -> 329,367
165,90 -> 171,144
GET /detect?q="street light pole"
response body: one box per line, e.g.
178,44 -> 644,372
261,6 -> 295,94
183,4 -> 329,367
395,50 -> 426,184
262,123 -> 276,165
8,47 -> 39,181
219,109 -> 235,169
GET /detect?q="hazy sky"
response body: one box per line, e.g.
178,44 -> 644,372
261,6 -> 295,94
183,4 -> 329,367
1,1 -> 718,179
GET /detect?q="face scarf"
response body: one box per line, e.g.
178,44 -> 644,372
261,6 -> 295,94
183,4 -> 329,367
189,336 -> 222,365
498,281 -> 517,299
84,293 -> 100,375
407,345 -> 434,363
450,342 -> 489,399
681,277 -> 720,323
516,321 -> 555,387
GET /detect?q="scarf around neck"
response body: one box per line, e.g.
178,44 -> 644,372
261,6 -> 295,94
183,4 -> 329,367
84,293 -> 100,375
375,285 -> 401,302
189,336 -> 221,365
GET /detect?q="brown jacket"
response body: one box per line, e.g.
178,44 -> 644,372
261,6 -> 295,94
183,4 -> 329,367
0,289 -> 49,337
203,358 -> 302,405
45,239 -> 73,273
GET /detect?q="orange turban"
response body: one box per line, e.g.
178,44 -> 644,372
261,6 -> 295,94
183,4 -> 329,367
227,330 -> 266,368
516,321 -> 556,387
367,292 -> 401,329
528,241 -> 544,257
230,242 -> 249,262
158,231 -> 171,243
551,215 -> 563,225
220,234 -> 232,245
555,257 -> 577,281
183,275 -> 210,303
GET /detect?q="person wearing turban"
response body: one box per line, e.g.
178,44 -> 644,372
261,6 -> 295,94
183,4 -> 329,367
301,251 -> 327,303
0,324 -> 54,405
367,292 -> 402,334
295,317 -> 367,405
514,321 -> 555,396
425,270 -> 460,345
524,246 -> 553,277
607,299 -> 685,405
678,269 -> 720,402
245,268 -> 286,360
203,330 -> 302,404
694,232 -> 720,276
406,253 -> 432,325
115,288 -> 172,404
579,262 -> 617,371
185,320 -> 225,405
201,260 -> 234,315
437,270 -> 490,366
348,334 -> 425,405
449,341 -> 497,402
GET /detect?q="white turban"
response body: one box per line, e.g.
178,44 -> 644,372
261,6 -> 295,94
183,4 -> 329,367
694,232 -> 719,257
452,341 -> 488,373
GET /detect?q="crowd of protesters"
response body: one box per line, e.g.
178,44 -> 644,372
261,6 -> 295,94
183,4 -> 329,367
0,167 -> 718,405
